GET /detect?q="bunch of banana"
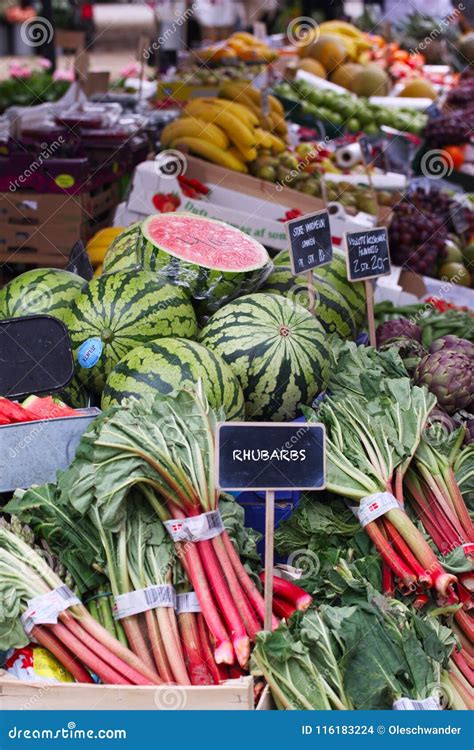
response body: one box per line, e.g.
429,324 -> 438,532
160,92 -> 288,174
218,82 -> 288,139
317,21 -> 374,61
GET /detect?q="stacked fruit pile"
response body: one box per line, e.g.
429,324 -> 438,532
160,84 -> 287,173
196,31 -> 277,64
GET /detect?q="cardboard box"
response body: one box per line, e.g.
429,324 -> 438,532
0,674 -> 256,711
0,185 -> 119,268
375,266 -> 474,310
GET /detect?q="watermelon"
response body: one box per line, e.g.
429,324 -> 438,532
199,293 -> 330,421
0,269 -> 85,323
21,395 -> 81,420
139,213 -> 273,317
101,338 -> 245,419
274,249 -> 366,330
102,223 -> 142,274
0,398 -> 34,423
262,266 -> 356,339
64,270 -> 198,394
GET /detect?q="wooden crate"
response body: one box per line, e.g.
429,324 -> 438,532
0,674 -> 255,711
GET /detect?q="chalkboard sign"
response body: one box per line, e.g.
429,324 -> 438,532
345,227 -> 391,282
285,210 -> 333,275
216,422 -> 325,491
450,202 -> 469,235
359,135 -> 372,165
426,103 -> 441,119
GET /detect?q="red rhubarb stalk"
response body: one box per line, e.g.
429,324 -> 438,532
177,541 -> 234,665
364,519 -> 416,586
222,531 -> 279,630
382,562 -> 395,597
451,649 -> 474,686
454,609 -> 474,641
63,608 -> 161,683
32,625 -> 94,684
259,572 -> 313,611
60,614 -> 155,685
50,622 -> 134,685
272,596 -> 297,620
198,539 -> 250,667
144,609 -> 174,682
157,607 -> 190,685
382,518 -> 432,585
178,612 -> 214,685
212,534 -> 262,639
196,614 -> 221,684
445,467 -> 474,540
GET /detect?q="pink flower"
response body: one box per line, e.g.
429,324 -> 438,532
38,58 -> 52,70
53,69 -> 75,82
9,64 -> 32,79
119,63 -> 140,78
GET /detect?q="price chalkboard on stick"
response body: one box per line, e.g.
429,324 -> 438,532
216,422 -> 325,629
285,209 -> 333,315
345,226 -> 391,347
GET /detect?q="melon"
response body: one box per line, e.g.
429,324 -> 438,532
199,293 -> 330,421
0,269 -> 85,323
300,34 -> 347,72
298,58 -> 327,79
63,270 -> 198,394
351,64 -> 390,97
101,338 -> 245,420
330,63 -> 363,90
102,223 -> 142,274
139,213 -> 273,317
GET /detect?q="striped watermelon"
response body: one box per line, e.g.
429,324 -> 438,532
139,214 -> 272,317
262,266 -> 356,339
64,270 -> 198,393
0,269 -> 85,323
274,249 -> 366,330
199,293 -> 330,421
101,338 -> 245,419
102,224 -> 142,274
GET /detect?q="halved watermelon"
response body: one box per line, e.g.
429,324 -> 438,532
140,213 -> 273,317
0,398 -> 34,423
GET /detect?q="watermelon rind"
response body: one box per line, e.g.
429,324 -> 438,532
0,269 -> 85,323
64,270 -> 198,394
101,338 -> 245,420
139,213 -> 273,317
274,249 -> 366,330
199,293 -> 330,421
102,223 -> 143,274
262,266 -> 356,340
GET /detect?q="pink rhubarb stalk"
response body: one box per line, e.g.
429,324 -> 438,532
33,625 -> 94,684
258,572 -> 313,611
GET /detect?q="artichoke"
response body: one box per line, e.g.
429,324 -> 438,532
376,317 -> 422,347
415,349 -> 473,414
430,335 -> 474,357
379,337 -> 426,376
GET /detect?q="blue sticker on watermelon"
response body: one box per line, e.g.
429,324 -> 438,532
77,337 -> 103,368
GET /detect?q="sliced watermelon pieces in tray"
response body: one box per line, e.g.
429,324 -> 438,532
0,396 -> 83,424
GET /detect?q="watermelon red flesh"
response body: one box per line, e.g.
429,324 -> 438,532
0,398 -> 34,423
141,214 -> 268,272
21,395 -> 82,420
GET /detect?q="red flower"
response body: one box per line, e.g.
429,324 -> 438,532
278,209 -> 303,222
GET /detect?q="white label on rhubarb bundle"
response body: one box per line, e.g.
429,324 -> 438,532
358,492 -> 400,528
393,696 -> 441,710
176,591 -> 201,614
163,511 -> 224,543
22,585 -> 80,635
113,585 -> 176,620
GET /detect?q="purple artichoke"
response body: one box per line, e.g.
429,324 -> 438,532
376,318 -> 422,348
430,335 -> 474,358
415,349 -> 474,415
379,337 -> 426,375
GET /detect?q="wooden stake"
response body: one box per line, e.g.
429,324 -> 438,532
306,270 -> 315,314
264,490 -> 275,631
365,279 -> 377,347
137,34 -> 148,103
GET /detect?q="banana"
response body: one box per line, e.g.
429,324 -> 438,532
318,21 -> 364,39
267,112 -> 288,138
170,136 -> 248,173
264,131 -> 286,154
186,105 -> 257,148
268,94 -> 285,118
218,84 -> 261,121
254,128 -> 273,149
161,117 -> 229,150
232,140 -> 258,162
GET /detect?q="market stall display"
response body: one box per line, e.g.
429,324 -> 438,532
0,8 -> 473,716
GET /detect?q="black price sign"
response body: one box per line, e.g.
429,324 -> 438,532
359,135 -> 372,165
450,202 -> 469,235
285,210 -> 333,276
345,227 -> 391,282
216,422 -> 325,492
